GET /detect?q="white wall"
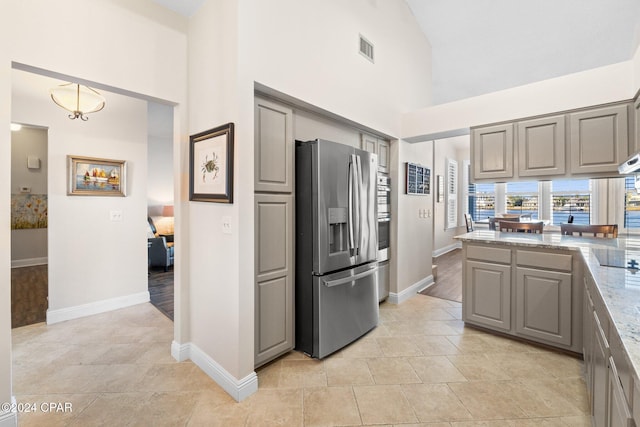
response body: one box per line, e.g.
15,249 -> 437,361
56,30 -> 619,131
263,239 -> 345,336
433,136 -> 469,254
11,126 -> 48,264
403,61 -> 636,140
392,140 -> 433,294
185,0 -> 433,388
0,1 -> 188,420
147,102 -> 174,216
634,43 -> 640,94
12,69 -> 149,315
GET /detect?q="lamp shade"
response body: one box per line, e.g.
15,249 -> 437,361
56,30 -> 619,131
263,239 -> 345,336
50,83 -> 105,121
162,205 -> 174,217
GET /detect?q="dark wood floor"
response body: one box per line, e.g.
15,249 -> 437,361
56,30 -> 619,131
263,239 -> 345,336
11,265 -> 48,328
148,267 -> 174,321
419,248 -> 462,302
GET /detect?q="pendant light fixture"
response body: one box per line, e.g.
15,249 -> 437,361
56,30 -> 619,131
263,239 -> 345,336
50,83 -> 106,121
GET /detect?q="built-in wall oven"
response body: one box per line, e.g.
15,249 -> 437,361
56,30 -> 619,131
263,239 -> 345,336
377,173 -> 390,301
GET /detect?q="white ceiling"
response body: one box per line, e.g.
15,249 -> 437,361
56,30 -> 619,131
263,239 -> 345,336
154,0 -> 640,105
405,0 -> 640,104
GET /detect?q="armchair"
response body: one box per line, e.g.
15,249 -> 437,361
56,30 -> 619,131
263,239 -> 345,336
148,217 -> 174,271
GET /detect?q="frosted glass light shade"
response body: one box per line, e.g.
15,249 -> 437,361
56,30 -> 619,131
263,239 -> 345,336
50,83 -> 105,120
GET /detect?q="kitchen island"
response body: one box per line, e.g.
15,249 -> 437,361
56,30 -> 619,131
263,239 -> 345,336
456,230 -> 640,426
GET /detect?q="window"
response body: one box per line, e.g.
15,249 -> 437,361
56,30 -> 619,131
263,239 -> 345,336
550,179 -> 591,225
505,181 -> 539,219
624,176 -> 640,229
470,182 -> 495,221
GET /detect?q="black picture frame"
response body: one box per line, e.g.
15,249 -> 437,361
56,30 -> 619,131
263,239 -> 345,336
189,123 -> 234,203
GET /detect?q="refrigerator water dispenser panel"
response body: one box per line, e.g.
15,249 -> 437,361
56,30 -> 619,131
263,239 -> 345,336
328,207 -> 348,253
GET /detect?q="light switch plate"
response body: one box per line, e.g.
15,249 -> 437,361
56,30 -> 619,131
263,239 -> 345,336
109,210 -> 122,222
222,216 -> 232,234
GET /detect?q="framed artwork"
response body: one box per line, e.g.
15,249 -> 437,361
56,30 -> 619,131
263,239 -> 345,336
67,155 -> 126,196
189,122 -> 234,203
405,162 -> 430,195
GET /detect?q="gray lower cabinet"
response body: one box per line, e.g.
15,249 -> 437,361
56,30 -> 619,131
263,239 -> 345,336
464,259 -> 511,331
515,267 -> 572,346
583,281 -> 595,401
471,123 -> 514,180
633,381 -> 640,427
254,193 -> 294,367
569,104 -> 629,174
592,310 -> 610,427
608,356 -> 633,427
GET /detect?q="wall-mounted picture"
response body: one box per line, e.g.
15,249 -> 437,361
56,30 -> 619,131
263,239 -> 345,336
11,194 -> 48,229
189,122 -> 234,203
67,155 -> 126,196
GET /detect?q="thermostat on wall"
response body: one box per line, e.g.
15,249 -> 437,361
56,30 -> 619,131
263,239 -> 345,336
27,155 -> 40,169
19,186 -> 31,193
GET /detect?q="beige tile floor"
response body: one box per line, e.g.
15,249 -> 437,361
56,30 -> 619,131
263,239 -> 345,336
11,295 -> 591,426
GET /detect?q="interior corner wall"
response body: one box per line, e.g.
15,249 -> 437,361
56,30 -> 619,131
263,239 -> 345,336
11,127 -> 48,263
393,140 -> 433,294
12,70 -> 149,313
633,42 -> 640,94
433,136 -> 469,254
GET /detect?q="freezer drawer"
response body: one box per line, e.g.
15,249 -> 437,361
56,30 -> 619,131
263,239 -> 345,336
314,263 -> 379,358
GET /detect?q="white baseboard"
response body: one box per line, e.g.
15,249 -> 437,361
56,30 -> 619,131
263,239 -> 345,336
177,342 -> 258,402
46,291 -> 150,324
0,396 -> 17,427
171,340 -> 190,362
387,275 -> 434,305
11,257 -> 47,268
433,242 -> 462,258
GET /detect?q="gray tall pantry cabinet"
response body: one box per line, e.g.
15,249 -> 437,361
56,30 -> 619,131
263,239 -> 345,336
254,97 -> 294,367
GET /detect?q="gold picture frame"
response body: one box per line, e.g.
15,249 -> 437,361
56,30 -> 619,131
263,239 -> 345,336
67,155 -> 126,196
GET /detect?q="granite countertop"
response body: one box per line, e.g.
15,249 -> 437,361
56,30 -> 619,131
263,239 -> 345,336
456,230 -> 640,384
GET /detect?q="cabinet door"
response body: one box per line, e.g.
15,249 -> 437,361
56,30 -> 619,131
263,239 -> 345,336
464,260 -> 511,331
515,267 -> 572,346
517,115 -> 565,177
608,357 -> 633,427
361,133 -> 377,154
569,104 -> 628,174
377,140 -> 390,173
583,281 -> 595,400
254,98 -> 293,192
255,194 -> 294,367
471,123 -> 514,180
593,312 -> 610,427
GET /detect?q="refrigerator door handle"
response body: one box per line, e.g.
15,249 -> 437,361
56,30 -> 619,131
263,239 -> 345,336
347,155 -> 355,254
321,265 -> 378,288
353,154 -> 361,255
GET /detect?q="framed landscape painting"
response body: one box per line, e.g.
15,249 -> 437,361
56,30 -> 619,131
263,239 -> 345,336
67,155 -> 126,196
189,122 -> 234,203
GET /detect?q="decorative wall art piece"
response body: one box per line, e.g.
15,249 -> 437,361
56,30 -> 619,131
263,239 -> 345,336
405,162 -> 430,195
11,194 -> 48,229
189,122 -> 234,203
67,155 -> 126,196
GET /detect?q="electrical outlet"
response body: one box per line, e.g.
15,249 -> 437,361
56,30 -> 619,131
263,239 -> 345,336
109,210 -> 122,222
222,216 -> 232,234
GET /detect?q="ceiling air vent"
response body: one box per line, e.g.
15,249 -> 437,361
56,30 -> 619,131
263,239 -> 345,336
359,34 -> 374,63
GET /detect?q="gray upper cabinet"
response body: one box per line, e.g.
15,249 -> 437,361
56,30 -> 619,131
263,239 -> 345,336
569,104 -> 628,174
517,115 -> 565,177
254,98 -> 293,192
471,123 -> 514,180
361,133 -> 390,173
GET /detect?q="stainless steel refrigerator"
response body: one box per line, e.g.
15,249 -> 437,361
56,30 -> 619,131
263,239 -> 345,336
295,139 -> 379,359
